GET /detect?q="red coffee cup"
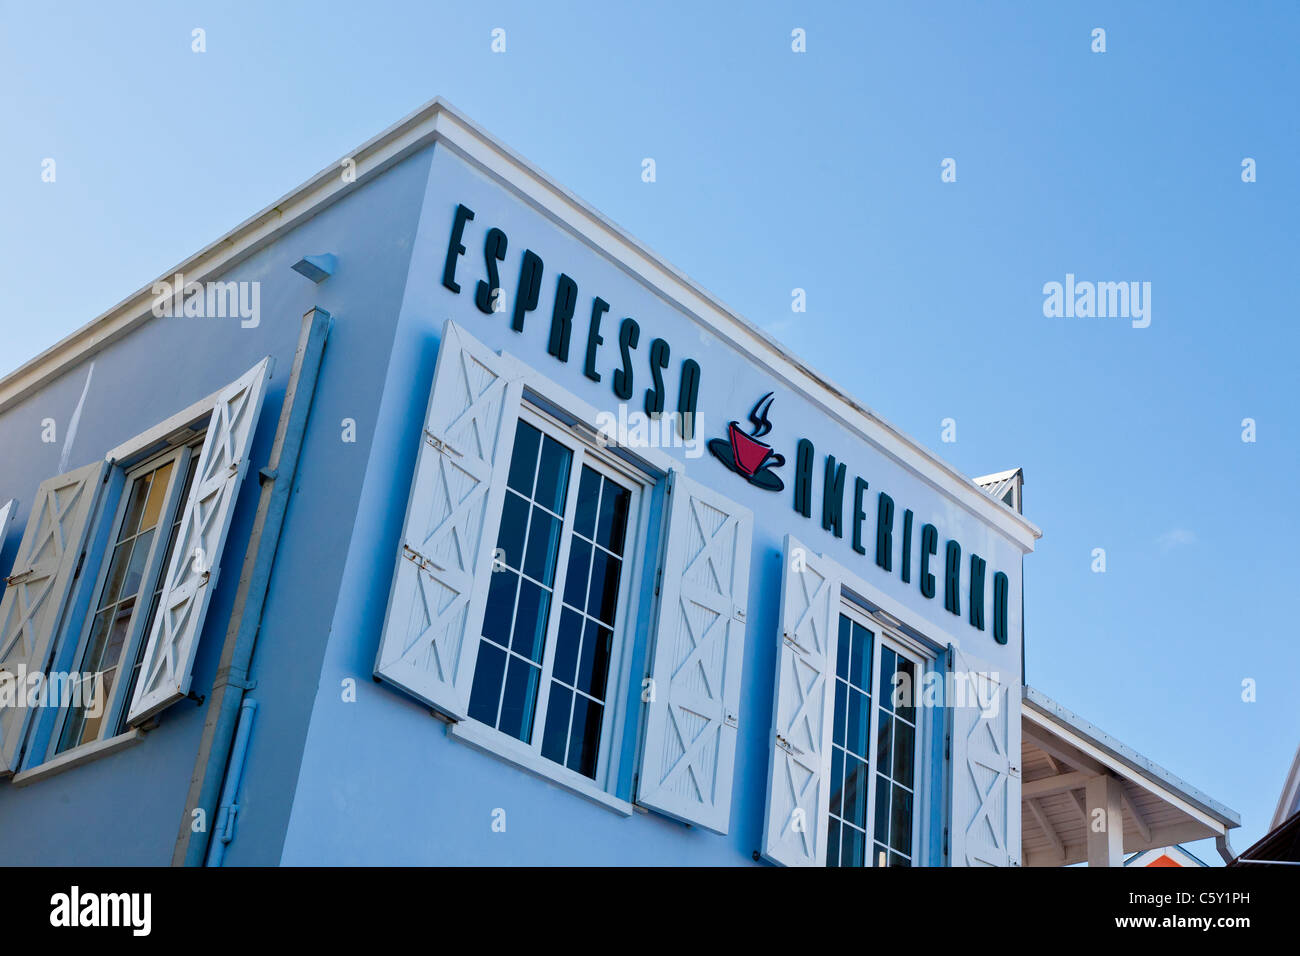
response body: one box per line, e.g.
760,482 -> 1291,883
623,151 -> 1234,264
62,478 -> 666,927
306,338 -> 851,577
728,421 -> 775,477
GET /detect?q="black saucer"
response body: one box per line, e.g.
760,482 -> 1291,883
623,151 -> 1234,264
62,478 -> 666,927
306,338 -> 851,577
708,438 -> 786,492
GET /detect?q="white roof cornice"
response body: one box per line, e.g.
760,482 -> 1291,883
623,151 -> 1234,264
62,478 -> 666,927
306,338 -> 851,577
0,97 -> 1042,549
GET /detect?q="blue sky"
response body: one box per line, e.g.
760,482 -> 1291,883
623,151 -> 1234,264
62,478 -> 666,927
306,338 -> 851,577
2,1 -> 1296,857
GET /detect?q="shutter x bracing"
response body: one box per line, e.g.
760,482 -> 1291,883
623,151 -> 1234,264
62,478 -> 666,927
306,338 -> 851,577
373,321 -> 526,719
127,358 -> 273,725
636,469 -> 753,835
761,535 -> 841,866
0,460 -> 108,773
947,642 -> 1021,866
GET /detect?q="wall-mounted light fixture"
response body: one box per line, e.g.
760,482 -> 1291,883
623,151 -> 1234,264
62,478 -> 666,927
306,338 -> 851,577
291,254 -> 337,283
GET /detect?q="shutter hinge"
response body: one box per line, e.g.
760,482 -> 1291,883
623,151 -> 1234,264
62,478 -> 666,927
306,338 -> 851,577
654,566 -> 662,596
1009,763 -> 1021,778
724,712 -> 738,729
423,430 -> 462,457
733,605 -> 745,623
775,734 -> 804,757
781,631 -> 810,656
5,568 -> 36,587
227,458 -> 241,476
403,543 -> 445,574
943,826 -> 949,858
944,732 -> 951,761
258,467 -> 278,485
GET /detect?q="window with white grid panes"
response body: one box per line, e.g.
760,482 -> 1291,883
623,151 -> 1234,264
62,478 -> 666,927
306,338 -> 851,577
53,439 -> 202,754
466,408 -> 641,781
827,609 -> 925,867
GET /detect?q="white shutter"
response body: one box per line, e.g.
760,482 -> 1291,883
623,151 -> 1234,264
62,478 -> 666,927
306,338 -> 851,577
761,535 -> 842,866
127,358 -> 272,724
373,321 -> 525,719
637,470 -> 753,835
0,462 -> 107,773
948,642 -> 1021,866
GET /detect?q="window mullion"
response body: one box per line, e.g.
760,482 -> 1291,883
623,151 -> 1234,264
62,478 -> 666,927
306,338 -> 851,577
909,655 -> 925,863
864,628 -> 883,864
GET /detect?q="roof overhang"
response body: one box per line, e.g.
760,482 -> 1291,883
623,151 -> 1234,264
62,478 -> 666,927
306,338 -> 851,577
0,97 -> 1041,553
1020,686 -> 1240,866
1228,810 -> 1300,866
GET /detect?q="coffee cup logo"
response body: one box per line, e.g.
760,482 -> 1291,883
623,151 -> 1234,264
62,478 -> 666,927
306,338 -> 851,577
708,392 -> 786,491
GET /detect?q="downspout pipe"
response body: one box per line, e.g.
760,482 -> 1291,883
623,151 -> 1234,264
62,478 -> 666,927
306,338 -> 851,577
207,698 -> 258,867
181,307 -> 331,866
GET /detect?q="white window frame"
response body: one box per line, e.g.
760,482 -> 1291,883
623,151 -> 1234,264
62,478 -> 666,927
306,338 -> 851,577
44,437 -> 203,762
7,360 -> 270,784
449,396 -> 657,814
832,598 -> 934,867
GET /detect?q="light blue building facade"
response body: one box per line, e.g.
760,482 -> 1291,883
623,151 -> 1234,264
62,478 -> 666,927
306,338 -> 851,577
0,100 -> 1237,867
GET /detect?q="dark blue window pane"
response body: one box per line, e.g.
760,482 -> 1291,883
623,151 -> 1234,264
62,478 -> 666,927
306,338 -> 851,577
534,436 -> 571,514
541,683 -> 572,766
523,507 -> 562,586
576,621 -> 612,700
836,615 -> 851,680
827,819 -> 841,868
852,624 -> 873,691
896,657 -> 917,723
841,825 -> 865,868
829,747 -> 844,817
595,481 -> 630,554
563,538 -> 592,609
468,641 -> 507,726
846,688 -> 869,759
481,570 -> 517,647
876,711 -> 893,772
566,694 -> 603,778
495,492 -> 529,570
832,679 -> 847,748
878,646 -> 896,712
874,773 -> 890,847
574,467 -> 601,539
893,720 -> 915,785
523,507 -> 561,585
889,852 -> 911,867
890,786 -> 913,853
511,578 -> 551,663
498,656 -> 540,742
850,623 -> 872,690
506,422 -> 541,497
586,549 -> 622,625
553,608 -> 583,686
843,757 -> 868,828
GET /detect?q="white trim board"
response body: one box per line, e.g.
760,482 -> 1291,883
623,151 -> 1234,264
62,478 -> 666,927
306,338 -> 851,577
1273,742 -> 1300,829
0,98 -> 1041,554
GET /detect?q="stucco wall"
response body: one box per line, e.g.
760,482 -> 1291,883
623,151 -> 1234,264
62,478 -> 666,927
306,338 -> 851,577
279,142 -> 1028,865
0,146 -> 432,865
